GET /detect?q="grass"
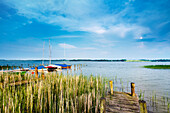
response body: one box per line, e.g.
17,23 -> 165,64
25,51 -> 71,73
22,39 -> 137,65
143,65 -> 170,69
0,66 -> 18,70
0,72 -> 108,113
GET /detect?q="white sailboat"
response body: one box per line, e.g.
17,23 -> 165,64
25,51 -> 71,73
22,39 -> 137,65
55,42 -> 72,69
45,38 -> 62,71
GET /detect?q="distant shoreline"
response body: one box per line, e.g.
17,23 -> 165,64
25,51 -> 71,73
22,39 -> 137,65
0,59 -> 170,62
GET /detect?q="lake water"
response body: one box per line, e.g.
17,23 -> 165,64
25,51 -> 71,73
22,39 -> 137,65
0,60 -> 170,112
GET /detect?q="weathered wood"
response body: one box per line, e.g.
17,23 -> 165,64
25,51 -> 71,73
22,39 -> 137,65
139,100 -> 147,113
105,91 -> 140,113
131,82 -> 135,96
35,67 -> 38,78
109,81 -> 113,95
41,68 -> 45,79
100,97 -> 106,113
7,64 -> 8,70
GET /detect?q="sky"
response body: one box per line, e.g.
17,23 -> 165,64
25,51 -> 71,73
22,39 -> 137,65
0,0 -> 170,59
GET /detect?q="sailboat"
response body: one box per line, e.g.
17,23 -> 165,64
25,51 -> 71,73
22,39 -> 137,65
55,64 -> 71,69
44,39 -> 62,71
30,41 -> 48,72
55,42 -> 72,69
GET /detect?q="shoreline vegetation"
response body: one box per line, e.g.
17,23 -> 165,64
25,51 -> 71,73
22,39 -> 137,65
0,59 -> 170,62
0,72 -> 108,112
143,65 -> 170,69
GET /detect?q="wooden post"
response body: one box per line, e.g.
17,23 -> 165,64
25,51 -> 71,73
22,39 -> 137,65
12,66 -> 13,70
74,64 -> 76,71
67,68 -> 68,74
131,82 -> 135,96
79,64 -> 80,70
41,68 -> 44,79
7,64 -> 8,70
100,97 -> 106,113
35,67 -> 38,78
139,100 -> 147,113
109,81 -> 113,95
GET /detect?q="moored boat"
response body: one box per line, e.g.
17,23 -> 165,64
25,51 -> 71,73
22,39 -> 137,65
55,64 -> 71,69
30,65 -> 47,72
45,64 -> 62,72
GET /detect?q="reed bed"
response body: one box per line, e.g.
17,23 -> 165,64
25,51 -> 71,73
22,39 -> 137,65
0,72 -> 108,113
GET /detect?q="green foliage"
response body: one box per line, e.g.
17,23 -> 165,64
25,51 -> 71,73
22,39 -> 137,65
143,65 -> 170,69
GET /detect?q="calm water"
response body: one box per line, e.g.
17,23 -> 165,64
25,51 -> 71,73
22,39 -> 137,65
1,60 -> 170,112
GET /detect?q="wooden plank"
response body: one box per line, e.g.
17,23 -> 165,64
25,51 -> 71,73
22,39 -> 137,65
105,91 -> 140,113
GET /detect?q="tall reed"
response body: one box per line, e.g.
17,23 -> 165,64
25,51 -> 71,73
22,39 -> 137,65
0,72 -> 106,113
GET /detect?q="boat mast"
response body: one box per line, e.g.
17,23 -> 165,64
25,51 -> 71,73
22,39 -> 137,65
49,38 -> 51,65
42,41 -> 45,65
64,42 -> 66,60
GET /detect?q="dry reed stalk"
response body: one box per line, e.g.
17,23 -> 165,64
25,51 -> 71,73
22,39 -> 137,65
84,94 -> 87,113
71,98 -> 75,113
88,93 -> 92,113
95,95 -> 99,113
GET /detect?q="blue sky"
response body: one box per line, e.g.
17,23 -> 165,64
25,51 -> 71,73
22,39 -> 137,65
0,0 -> 170,59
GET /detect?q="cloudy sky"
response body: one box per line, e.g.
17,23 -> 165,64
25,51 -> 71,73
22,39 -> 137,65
0,0 -> 170,59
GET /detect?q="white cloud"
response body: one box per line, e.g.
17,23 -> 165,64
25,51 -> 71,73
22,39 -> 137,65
80,26 -> 106,34
106,24 -> 133,38
4,0 -> 150,37
58,43 -> 77,49
157,21 -> 170,28
28,21 -> 32,24
43,35 -> 81,39
82,47 -> 96,50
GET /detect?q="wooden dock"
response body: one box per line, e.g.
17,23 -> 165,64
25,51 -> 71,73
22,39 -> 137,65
105,91 -> 140,113
100,82 -> 147,113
